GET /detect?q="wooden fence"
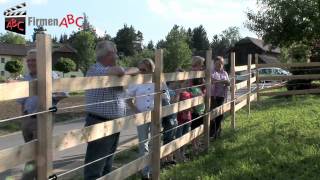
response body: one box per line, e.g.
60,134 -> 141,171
0,33 -> 277,180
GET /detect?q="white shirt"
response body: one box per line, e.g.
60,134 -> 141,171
127,83 -> 170,113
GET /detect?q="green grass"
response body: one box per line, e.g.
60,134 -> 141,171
161,95 -> 320,180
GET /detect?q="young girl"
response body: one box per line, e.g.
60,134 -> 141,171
210,56 -> 230,138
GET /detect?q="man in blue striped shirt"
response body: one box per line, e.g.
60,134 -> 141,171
84,40 -> 139,180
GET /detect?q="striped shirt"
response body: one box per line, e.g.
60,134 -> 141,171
85,63 -> 126,119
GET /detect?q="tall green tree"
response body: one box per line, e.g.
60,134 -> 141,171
0,32 -> 25,44
71,31 -> 96,74
191,25 -> 209,51
210,26 -> 241,56
246,0 -> 320,47
163,25 -> 192,72
114,25 -> 143,56
156,39 -> 166,49
186,28 -> 193,49
32,26 -> 46,42
147,40 -> 154,50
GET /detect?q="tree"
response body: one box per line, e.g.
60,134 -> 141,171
71,31 -> 96,74
32,26 -> 46,42
210,26 -> 241,56
118,49 -> 154,67
0,32 -> 25,44
59,34 -> 69,43
246,0 -> 320,47
54,58 -> 76,77
147,40 -> 154,50
186,28 -> 193,49
191,25 -> 209,51
114,24 -> 143,56
163,25 -> 192,72
5,60 -> 23,78
156,39 -> 166,49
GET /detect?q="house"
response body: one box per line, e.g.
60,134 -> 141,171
230,37 -> 281,66
0,43 -> 78,79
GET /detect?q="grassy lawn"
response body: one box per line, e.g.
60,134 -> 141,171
161,95 -> 320,180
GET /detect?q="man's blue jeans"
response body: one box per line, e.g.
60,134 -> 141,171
84,114 -> 120,180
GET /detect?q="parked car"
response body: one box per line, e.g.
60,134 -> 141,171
257,67 -> 291,83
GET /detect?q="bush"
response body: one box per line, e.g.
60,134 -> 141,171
4,60 -> 23,74
54,58 -> 76,74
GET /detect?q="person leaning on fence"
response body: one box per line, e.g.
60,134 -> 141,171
16,49 -> 68,180
127,58 -> 172,179
189,56 -> 206,154
84,40 -> 140,180
210,56 -> 230,139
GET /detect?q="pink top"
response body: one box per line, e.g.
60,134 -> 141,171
211,70 -> 229,98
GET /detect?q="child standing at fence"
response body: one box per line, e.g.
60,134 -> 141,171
189,56 -> 206,154
127,58 -> 170,179
175,77 -> 193,162
210,56 -> 230,139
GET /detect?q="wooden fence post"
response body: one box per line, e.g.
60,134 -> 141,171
151,49 -> 163,180
230,52 -> 236,129
36,33 -> 53,179
247,54 -> 252,115
255,54 -> 260,102
204,49 -> 212,152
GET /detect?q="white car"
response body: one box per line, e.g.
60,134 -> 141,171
257,67 -> 291,83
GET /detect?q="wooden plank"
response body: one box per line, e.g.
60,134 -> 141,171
54,96 -> 203,152
255,54 -> 260,102
257,62 -> 320,68
235,80 -> 247,90
53,74 -> 152,92
162,96 -> 204,117
160,125 -> 204,158
250,76 -> 256,84
235,65 -> 248,72
0,80 -> 37,101
259,74 -> 320,81
211,102 -> 231,119
204,49 -> 212,152
235,93 -> 257,112
151,49 -> 162,180
230,52 -> 236,129
163,71 -> 205,82
53,111 -> 152,151
36,33 -> 53,179
0,140 -> 37,172
97,154 -> 150,180
247,54 -> 252,115
260,88 -> 320,96
260,84 -> 285,92
251,64 -> 256,69
235,99 -> 247,112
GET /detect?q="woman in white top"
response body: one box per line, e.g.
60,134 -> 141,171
127,58 -> 169,179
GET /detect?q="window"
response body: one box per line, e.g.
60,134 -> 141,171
1,58 -> 4,63
1,71 -> 4,76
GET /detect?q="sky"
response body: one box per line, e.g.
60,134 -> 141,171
0,0 -> 258,45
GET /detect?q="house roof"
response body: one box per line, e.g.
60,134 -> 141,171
0,43 -> 27,56
237,37 -> 281,54
0,43 -> 76,56
259,54 -> 280,64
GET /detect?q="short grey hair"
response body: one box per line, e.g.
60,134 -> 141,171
26,49 -> 37,60
96,40 -> 116,62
